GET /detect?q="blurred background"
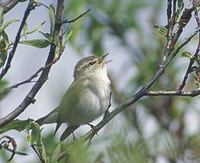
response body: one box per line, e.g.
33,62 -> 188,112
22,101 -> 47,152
1,0 -> 200,162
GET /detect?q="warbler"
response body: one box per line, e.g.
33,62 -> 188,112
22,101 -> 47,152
37,54 -> 111,141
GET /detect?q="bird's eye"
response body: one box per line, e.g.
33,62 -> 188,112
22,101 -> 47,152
89,61 -> 96,65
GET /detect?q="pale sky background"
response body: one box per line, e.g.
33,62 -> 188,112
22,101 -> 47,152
0,0 -> 200,163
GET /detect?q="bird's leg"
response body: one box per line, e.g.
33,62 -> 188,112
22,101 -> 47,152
103,92 -> 112,118
87,123 -> 98,136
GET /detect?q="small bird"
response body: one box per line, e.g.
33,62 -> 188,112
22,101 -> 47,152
37,54 -> 111,141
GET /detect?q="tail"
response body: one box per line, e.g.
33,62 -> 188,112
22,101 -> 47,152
36,108 -> 58,125
60,125 -> 79,141
54,121 -> 62,136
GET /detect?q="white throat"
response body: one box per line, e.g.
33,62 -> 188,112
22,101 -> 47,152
89,66 -> 110,85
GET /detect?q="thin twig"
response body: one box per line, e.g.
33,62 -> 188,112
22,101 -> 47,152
178,3 -> 200,90
165,29 -> 199,68
145,89 -> 200,97
169,7 -> 194,56
0,144 -> 27,155
62,9 -> 91,24
0,0 -> 36,79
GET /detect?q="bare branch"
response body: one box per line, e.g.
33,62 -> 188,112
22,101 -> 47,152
145,89 -> 200,97
62,9 -> 91,24
0,0 -> 65,128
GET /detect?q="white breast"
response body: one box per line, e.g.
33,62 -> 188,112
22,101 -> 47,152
66,66 -> 111,125
88,69 -> 111,113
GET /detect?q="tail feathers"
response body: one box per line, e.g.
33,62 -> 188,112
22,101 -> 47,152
36,109 -> 58,125
60,125 -> 79,141
54,122 -> 62,136
36,114 -> 50,126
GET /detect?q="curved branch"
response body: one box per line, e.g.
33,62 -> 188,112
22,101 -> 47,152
0,0 -> 64,128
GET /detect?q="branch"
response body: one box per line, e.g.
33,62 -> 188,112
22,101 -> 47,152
0,0 -> 64,128
62,9 -> 91,24
178,3 -> 200,90
145,89 -> 200,97
0,0 -> 37,79
164,29 -> 199,69
1,0 -> 28,14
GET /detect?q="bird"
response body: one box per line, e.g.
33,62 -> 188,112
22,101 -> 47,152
36,54 -> 111,141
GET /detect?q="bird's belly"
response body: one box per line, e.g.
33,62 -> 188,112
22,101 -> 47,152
66,90 -> 104,125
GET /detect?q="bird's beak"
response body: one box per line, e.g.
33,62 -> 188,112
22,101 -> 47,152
101,53 -> 109,60
98,53 -> 110,65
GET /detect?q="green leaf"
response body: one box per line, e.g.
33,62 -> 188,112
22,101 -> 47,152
64,30 -> 73,45
67,139 -> 89,163
48,4 -> 55,34
180,51 -> 192,58
37,144 -> 47,162
52,144 -> 61,163
30,121 -> 41,144
0,80 -> 9,101
0,32 -> 9,68
0,19 -> 19,33
1,31 -> 9,46
154,25 -> 168,37
0,51 -> 7,68
39,31 -> 52,42
22,22 -> 28,39
0,119 -> 31,134
20,39 -> 50,48
21,21 -> 46,38
31,0 -> 39,4
178,0 -> 184,10
0,5 -> 4,27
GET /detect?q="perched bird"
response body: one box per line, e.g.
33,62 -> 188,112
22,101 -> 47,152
37,54 -> 111,141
